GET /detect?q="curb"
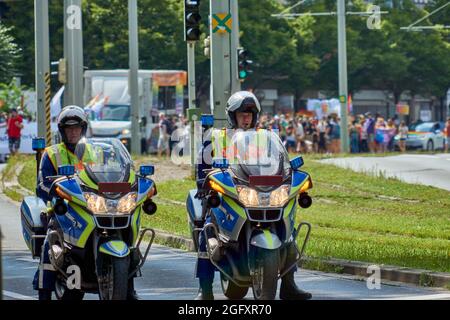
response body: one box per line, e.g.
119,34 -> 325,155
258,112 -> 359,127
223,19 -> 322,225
153,230 -> 450,290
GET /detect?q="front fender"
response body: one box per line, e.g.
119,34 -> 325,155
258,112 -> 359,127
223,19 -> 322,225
250,229 -> 282,249
99,240 -> 130,258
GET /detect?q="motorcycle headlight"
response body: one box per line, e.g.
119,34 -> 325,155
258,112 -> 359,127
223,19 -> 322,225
237,185 -> 291,207
237,186 -> 259,207
117,192 -> 137,213
84,193 -> 107,214
270,185 -> 290,207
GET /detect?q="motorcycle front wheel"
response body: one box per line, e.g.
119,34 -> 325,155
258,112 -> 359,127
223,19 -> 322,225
98,255 -> 130,300
251,248 -> 279,300
220,273 -> 249,300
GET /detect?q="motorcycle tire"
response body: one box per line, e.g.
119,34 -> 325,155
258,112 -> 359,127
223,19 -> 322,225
251,248 -> 279,300
55,279 -> 85,300
220,273 -> 249,300
98,255 -> 130,300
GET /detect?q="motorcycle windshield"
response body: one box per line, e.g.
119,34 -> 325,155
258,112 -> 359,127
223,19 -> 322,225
74,138 -> 133,184
220,129 -> 291,183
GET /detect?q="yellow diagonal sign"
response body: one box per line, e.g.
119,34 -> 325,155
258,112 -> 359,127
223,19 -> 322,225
212,13 -> 232,34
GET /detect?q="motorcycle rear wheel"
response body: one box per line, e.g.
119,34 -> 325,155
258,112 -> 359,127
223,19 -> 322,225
55,278 -> 85,300
251,248 -> 279,300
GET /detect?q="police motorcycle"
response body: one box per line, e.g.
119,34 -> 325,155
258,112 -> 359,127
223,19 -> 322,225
21,137 -> 158,300
187,120 -> 313,300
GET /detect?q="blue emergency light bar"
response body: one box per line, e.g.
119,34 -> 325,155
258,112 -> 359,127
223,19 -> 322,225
212,158 -> 229,169
201,114 -> 214,127
140,165 -> 155,176
58,165 -> 75,176
290,156 -> 304,170
32,138 -> 46,151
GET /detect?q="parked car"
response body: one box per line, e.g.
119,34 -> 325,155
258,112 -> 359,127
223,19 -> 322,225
394,122 -> 445,151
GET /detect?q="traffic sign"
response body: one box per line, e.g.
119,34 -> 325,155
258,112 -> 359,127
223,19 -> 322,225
212,13 -> 232,34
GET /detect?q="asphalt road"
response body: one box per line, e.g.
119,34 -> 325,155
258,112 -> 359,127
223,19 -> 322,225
1,164 -> 449,300
320,153 -> 450,191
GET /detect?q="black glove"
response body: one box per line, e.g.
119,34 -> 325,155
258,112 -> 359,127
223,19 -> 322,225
195,189 -> 208,199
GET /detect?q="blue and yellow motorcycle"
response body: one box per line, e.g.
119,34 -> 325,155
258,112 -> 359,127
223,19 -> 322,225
187,129 -> 313,300
21,138 -> 157,300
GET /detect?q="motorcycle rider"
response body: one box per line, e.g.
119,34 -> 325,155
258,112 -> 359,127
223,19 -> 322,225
194,91 -> 312,300
34,105 -> 139,300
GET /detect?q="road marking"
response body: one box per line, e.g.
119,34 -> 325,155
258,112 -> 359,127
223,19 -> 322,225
2,290 -> 37,300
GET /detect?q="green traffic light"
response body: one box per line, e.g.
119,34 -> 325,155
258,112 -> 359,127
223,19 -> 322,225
239,70 -> 247,79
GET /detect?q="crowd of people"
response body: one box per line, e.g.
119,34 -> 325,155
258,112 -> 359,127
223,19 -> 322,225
256,112 -> 450,155
154,110 -> 450,156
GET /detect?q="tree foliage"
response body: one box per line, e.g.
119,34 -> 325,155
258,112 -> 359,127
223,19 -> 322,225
0,22 -> 21,84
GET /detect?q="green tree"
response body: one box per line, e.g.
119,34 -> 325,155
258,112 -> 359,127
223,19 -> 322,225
0,22 -> 21,84
0,80 -> 24,113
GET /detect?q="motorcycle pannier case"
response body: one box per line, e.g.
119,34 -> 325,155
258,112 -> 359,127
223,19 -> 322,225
20,196 -> 47,258
186,189 -> 204,226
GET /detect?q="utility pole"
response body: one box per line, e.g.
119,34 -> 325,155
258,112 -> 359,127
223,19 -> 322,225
337,0 -> 349,153
128,0 -> 141,155
35,0 -> 50,138
63,0 -> 84,107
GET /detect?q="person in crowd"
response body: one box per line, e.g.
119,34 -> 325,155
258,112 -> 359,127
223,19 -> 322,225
398,121 -> 408,153
364,112 -> 376,153
444,117 -> 450,153
6,108 -> 24,156
317,117 -> 328,154
349,120 -> 360,153
157,112 -> 170,157
295,118 -> 305,153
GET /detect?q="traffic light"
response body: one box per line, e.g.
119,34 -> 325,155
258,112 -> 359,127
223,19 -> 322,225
184,0 -> 201,42
50,58 -> 67,84
237,48 -> 253,81
204,35 -> 211,58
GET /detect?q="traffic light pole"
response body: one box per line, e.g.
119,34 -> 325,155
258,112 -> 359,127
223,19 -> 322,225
35,0 -> 50,138
128,0 -> 141,155
210,0 -> 232,128
337,0 -> 349,153
63,0 -> 84,107
187,41 -> 196,176
230,0 -> 241,94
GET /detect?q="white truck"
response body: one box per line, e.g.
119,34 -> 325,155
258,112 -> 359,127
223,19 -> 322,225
83,69 -> 187,153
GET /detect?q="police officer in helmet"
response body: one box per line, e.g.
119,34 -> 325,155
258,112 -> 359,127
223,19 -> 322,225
195,91 -> 312,300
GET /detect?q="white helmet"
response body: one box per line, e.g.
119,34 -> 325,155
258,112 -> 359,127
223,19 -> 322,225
226,91 -> 261,128
57,105 -> 88,144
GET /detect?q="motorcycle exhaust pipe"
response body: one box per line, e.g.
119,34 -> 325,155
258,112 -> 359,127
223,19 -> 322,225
298,193 -> 312,209
47,231 -> 65,269
207,237 -> 221,261
143,200 -> 157,215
